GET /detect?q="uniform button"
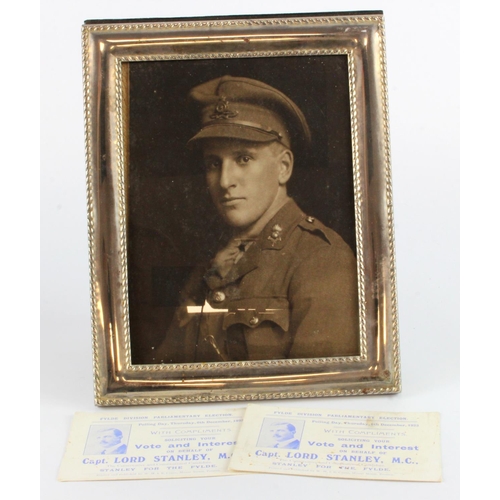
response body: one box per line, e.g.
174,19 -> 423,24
249,316 -> 259,326
306,216 -> 315,223
213,291 -> 226,303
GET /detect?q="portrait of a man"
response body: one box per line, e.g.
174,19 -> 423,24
126,57 -> 360,365
95,428 -> 127,455
153,75 -> 359,363
269,422 -> 301,449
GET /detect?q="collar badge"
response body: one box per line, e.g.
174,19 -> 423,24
268,224 -> 283,247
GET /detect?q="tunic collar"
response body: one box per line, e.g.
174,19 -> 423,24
256,198 -> 305,251
204,198 -> 305,289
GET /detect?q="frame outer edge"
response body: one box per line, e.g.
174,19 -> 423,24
81,25 -> 104,405
378,17 -> 401,393
83,14 -> 384,32
85,13 -> 400,405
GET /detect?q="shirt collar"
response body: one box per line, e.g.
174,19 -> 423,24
274,437 -> 298,448
101,442 -> 124,454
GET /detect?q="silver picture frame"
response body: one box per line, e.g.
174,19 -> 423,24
82,11 -> 400,406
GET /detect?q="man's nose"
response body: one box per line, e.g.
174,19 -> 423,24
219,160 -> 237,190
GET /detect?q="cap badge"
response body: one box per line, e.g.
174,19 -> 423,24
210,95 -> 238,120
268,224 -> 283,247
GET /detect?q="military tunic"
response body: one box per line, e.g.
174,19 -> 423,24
157,199 -> 359,363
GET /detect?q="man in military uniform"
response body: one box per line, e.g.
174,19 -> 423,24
156,75 -> 359,363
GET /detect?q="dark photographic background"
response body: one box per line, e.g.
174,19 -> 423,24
127,56 -> 355,364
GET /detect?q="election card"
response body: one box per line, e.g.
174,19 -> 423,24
58,408 -> 244,481
229,405 -> 441,482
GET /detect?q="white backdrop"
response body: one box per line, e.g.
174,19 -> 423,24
40,1 -> 459,498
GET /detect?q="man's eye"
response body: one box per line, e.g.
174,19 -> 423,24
204,160 -> 221,171
238,155 -> 252,165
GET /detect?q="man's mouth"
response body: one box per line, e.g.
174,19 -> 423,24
220,197 -> 244,207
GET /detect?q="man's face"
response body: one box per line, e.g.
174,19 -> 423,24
97,430 -> 121,448
271,424 -> 295,442
202,139 -> 288,233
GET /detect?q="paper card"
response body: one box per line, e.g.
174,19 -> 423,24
58,408 -> 244,481
229,405 -> 441,482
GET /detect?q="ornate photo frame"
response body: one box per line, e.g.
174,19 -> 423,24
82,11 -> 400,406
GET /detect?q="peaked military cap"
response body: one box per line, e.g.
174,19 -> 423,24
187,75 -> 311,150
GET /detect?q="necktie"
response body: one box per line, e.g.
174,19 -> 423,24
211,238 -> 254,278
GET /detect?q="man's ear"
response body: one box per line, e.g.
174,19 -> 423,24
278,148 -> 294,185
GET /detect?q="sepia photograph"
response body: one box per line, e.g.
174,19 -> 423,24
126,57 -> 359,365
